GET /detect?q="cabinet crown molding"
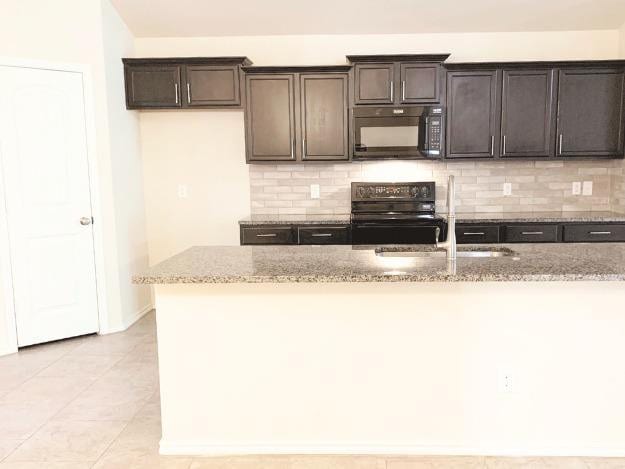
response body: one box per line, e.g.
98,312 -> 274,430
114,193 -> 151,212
242,65 -> 352,73
444,60 -> 625,70
122,57 -> 252,66
346,54 -> 451,63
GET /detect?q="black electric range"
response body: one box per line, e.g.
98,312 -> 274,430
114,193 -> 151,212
350,182 -> 446,245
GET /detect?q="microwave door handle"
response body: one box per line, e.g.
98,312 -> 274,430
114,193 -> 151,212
423,117 -> 429,152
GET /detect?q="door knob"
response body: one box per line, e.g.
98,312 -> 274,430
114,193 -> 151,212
80,217 -> 92,226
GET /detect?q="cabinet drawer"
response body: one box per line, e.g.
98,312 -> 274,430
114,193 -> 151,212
563,224 -> 625,242
504,224 -> 558,243
456,225 -> 500,244
298,226 -> 350,245
241,226 -> 295,245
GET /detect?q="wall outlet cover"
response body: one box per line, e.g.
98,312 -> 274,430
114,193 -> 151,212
572,182 -> 582,196
310,184 -> 320,199
503,183 -> 512,196
582,181 -> 593,196
177,184 -> 188,199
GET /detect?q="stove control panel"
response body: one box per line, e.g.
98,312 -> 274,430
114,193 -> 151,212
351,182 -> 435,202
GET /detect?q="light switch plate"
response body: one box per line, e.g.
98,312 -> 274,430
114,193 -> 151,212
310,184 -> 320,199
582,181 -> 593,196
572,182 -> 582,195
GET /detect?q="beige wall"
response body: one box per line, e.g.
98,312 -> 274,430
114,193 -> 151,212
0,0 -> 151,354
100,0 -> 153,328
135,30 -> 619,63
140,111 -> 250,264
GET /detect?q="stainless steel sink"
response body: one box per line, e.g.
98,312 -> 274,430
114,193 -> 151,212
375,247 -> 517,259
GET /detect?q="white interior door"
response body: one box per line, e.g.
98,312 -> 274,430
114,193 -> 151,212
0,66 -> 99,347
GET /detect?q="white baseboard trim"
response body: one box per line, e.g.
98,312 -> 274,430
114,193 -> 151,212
100,303 -> 153,335
159,441 -> 625,458
0,345 -> 17,357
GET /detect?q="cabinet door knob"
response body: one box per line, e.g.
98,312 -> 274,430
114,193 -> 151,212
80,217 -> 92,226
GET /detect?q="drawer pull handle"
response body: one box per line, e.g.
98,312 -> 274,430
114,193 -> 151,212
521,231 -> 544,235
589,231 -> 612,235
256,233 -> 277,238
463,232 -> 485,236
311,233 -> 333,237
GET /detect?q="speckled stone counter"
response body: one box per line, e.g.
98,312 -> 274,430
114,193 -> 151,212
134,243 -> 625,284
238,211 -> 625,226
239,214 -> 351,225
455,211 -> 625,223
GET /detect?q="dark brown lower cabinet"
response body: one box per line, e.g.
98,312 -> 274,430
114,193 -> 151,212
563,224 -> 625,242
298,226 -> 350,244
455,225 -> 500,244
240,224 -> 350,245
240,226 -> 295,245
503,225 -> 559,243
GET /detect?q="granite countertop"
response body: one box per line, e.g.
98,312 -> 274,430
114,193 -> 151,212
238,211 -> 625,225
455,211 -> 625,223
239,214 -> 351,225
134,243 -> 625,284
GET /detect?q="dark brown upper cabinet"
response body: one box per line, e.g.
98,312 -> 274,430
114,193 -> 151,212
245,74 -> 297,162
556,68 -> 625,157
243,66 -> 351,163
124,64 -> 183,109
446,70 -> 500,159
300,73 -> 349,161
348,55 -> 449,106
353,63 -> 395,105
123,57 -> 251,110
185,65 -> 241,106
399,63 -> 441,104
500,69 -> 556,158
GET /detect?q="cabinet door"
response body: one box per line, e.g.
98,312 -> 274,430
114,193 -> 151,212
354,63 -> 394,104
245,74 -> 296,162
500,69 -> 556,158
446,70 -> 499,158
557,68 -> 625,157
400,63 -> 440,104
300,73 -> 349,161
124,65 -> 182,109
184,65 -> 240,107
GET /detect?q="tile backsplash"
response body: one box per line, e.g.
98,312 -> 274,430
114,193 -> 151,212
250,160 -> 624,215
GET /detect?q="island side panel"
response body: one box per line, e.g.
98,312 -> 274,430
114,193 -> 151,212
154,282 -> 625,456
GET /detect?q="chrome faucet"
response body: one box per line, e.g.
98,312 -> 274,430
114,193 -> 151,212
436,175 -> 457,260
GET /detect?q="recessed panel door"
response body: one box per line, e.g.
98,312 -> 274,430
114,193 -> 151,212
0,66 -> 99,347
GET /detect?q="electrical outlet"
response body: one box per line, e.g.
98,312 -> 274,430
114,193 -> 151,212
572,182 -> 581,196
503,183 -> 512,196
582,181 -> 593,196
310,184 -> 320,199
177,184 -> 188,199
498,369 -> 515,394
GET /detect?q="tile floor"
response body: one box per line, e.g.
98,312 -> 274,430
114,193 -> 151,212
1,312 -> 625,468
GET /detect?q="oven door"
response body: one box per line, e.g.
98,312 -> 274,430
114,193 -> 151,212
351,222 -> 444,245
354,115 -> 427,159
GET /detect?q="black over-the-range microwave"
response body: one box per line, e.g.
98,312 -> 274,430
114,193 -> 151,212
352,106 -> 444,160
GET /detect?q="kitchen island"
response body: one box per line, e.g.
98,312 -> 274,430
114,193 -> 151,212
136,244 -> 625,457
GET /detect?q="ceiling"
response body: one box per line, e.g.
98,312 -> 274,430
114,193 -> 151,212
111,0 -> 625,38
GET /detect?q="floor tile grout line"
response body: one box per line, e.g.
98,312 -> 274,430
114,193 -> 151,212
1,336 -> 142,463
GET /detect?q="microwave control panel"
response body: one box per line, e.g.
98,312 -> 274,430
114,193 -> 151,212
427,116 -> 442,156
